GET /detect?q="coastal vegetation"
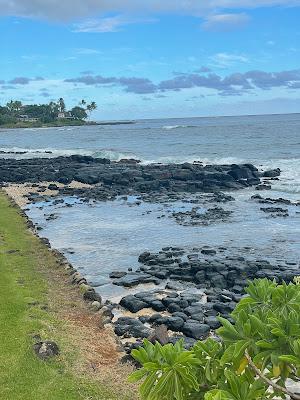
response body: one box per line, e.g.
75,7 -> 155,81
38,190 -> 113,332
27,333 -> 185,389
130,278 -> 300,400
0,98 -> 97,128
0,191 -> 137,400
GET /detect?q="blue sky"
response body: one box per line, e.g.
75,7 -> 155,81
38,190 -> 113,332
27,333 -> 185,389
0,0 -> 300,120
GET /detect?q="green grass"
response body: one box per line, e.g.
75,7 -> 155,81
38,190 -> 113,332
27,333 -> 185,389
0,192 -> 134,400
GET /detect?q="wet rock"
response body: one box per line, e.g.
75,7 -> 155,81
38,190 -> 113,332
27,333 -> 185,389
149,313 -> 164,323
172,312 -> 188,321
114,317 -> 151,338
164,316 -> 185,331
48,183 -> 59,191
150,300 -> 166,312
260,207 -> 288,217
171,207 -> 233,227
167,303 -> 182,313
201,249 -> 217,256
109,271 -> 127,279
181,322 -> 210,340
138,252 -> 151,263
262,168 -> 281,178
255,184 -> 271,190
0,157 -> 265,203
113,273 -> 160,287
184,303 -> 204,317
120,295 -> 148,313
205,316 -> 221,329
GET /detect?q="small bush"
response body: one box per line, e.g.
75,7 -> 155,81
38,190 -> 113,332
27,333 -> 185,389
129,278 -> 300,399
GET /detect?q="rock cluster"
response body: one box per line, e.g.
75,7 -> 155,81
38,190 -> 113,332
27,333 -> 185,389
113,246 -> 300,347
0,156 -> 269,202
170,206 -> 233,226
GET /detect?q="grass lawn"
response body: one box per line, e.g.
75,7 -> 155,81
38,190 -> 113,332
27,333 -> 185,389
0,191 -> 137,400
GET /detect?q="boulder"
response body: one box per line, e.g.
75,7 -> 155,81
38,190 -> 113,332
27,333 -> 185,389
181,322 -> 210,340
83,290 -> 102,303
33,341 -> 60,360
165,317 -> 185,331
205,316 -> 221,329
120,295 -> 148,313
262,168 -> 281,178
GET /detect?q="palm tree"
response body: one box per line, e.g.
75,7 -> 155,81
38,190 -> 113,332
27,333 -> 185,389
58,98 -> 66,113
6,100 -> 23,115
86,101 -> 97,118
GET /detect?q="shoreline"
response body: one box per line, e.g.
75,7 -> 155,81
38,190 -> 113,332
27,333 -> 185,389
2,154 -> 298,353
0,120 -> 135,130
0,190 -> 138,399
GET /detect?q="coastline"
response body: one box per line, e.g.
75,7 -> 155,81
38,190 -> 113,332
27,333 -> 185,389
0,120 -> 135,129
0,190 -> 138,399
2,154 -> 299,352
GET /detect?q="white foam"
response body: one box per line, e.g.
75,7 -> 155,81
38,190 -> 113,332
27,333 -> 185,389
162,125 -> 196,130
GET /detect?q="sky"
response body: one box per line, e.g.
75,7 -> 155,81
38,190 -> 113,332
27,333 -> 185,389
0,0 -> 300,120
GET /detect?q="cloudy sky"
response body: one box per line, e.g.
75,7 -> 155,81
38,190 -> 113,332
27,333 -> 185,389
1,0 -> 300,119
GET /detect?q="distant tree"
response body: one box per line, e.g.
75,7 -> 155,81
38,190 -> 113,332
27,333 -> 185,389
6,100 -> 23,115
0,109 -> 16,125
70,106 -> 87,120
58,98 -> 66,113
23,103 -> 57,122
86,101 -> 97,117
0,105 -> 9,115
49,101 -> 59,115
80,99 -> 86,107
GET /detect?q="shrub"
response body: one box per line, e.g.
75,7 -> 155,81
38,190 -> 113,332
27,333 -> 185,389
129,278 -> 300,399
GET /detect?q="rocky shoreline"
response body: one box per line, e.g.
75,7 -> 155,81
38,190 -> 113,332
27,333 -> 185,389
0,155 -> 280,203
110,246 -> 300,351
2,155 -> 298,358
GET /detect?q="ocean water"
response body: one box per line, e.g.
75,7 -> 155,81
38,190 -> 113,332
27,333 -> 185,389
1,113 -> 299,299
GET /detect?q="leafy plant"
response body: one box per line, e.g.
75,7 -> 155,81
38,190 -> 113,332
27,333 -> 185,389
129,278 -> 300,400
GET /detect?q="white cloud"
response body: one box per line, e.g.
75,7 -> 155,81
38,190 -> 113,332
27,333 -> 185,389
74,16 -> 129,33
210,52 -> 249,68
0,0 -> 300,21
75,48 -> 102,54
202,13 -> 250,31
73,15 -> 155,33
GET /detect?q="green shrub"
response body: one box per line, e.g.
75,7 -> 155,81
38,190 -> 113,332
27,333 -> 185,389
129,278 -> 300,400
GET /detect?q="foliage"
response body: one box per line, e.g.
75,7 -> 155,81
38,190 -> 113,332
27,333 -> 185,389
0,97 -> 97,125
130,278 -> 300,400
70,106 -> 88,120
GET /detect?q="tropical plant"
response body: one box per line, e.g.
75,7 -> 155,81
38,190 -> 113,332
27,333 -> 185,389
70,106 -> 88,120
129,278 -> 300,400
58,97 -> 66,113
86,101 -> 97,117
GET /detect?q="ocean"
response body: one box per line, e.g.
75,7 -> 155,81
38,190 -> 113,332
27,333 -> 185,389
1,113 -> 299,300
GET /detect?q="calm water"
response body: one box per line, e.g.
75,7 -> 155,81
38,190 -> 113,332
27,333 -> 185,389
1,113 -> 299,299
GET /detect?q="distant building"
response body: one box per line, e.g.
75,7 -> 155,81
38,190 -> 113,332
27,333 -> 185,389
18,114 -> 39,122
57,111 -> 74,120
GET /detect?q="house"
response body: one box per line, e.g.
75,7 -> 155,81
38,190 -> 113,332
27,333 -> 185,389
57,111 -> 74,120
18,114 -> 39,122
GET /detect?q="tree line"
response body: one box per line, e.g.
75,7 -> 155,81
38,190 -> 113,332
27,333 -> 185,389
0,98 -> 97,125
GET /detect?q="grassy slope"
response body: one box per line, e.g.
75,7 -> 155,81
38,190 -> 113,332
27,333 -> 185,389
0,192 -> 136,400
